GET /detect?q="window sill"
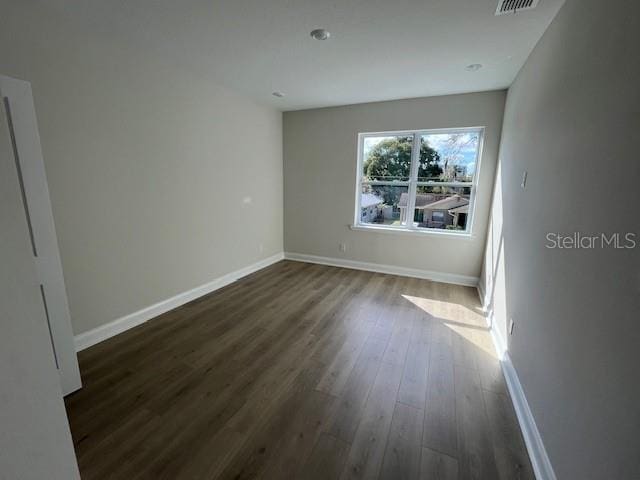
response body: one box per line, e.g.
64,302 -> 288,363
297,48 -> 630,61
349,224 -> 475,240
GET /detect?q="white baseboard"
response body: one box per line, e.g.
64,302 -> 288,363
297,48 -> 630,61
283,252 -> 479,287
74,252 -> 285,352
501,353 -> 557,480
485,312 -> 556,480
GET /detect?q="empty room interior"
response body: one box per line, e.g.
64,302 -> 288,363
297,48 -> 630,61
1,0 -> 639,479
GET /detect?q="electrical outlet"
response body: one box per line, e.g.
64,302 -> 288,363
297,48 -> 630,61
339,242 -> 347,253
509,318 -> 515,335
259,243 -> 264,253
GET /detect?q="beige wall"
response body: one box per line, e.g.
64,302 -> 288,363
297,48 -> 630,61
0,3 -> 283,335
283,91 -> 506,280
482,0 -> 640,478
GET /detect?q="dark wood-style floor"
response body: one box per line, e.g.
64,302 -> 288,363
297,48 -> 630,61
65,260 -> 533,480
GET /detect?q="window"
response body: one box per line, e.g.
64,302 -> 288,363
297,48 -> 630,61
355,128 -> 483,234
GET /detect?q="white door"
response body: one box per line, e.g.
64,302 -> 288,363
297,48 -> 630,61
0,74 -> 80,479
0,75 -> 81,395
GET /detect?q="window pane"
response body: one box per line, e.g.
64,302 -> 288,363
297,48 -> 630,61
360,184 -> 409,226
416,184 -> 472,197
413,185 -> 471,231
362,135 -> 413,182
417,131 -> 480,182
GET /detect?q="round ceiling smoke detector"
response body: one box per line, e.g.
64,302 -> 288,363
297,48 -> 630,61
310,29 -> 330,40
465,63 -> 483,72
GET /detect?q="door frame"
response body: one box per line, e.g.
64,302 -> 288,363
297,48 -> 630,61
0,74 -> 81,395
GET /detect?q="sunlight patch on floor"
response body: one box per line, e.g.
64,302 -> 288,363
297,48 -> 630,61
401,293 -> 498,359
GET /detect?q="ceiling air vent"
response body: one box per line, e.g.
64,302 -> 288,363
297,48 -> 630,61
495,0 -> 540,15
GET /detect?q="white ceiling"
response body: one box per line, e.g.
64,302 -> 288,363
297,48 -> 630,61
50,0 -> 564,111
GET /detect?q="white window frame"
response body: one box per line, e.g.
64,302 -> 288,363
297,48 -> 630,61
352,126 -> 484,238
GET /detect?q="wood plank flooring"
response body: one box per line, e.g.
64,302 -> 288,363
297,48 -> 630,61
65,260 -> 533,480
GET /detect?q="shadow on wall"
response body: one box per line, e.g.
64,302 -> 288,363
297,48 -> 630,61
481,162 -> 510,356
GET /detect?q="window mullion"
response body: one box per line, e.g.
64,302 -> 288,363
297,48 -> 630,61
416,181 -> 473,187
405,133 -> 420,229
355,133 -> 365,226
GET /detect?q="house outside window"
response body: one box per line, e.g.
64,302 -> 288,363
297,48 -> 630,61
354,128 -> 483,235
